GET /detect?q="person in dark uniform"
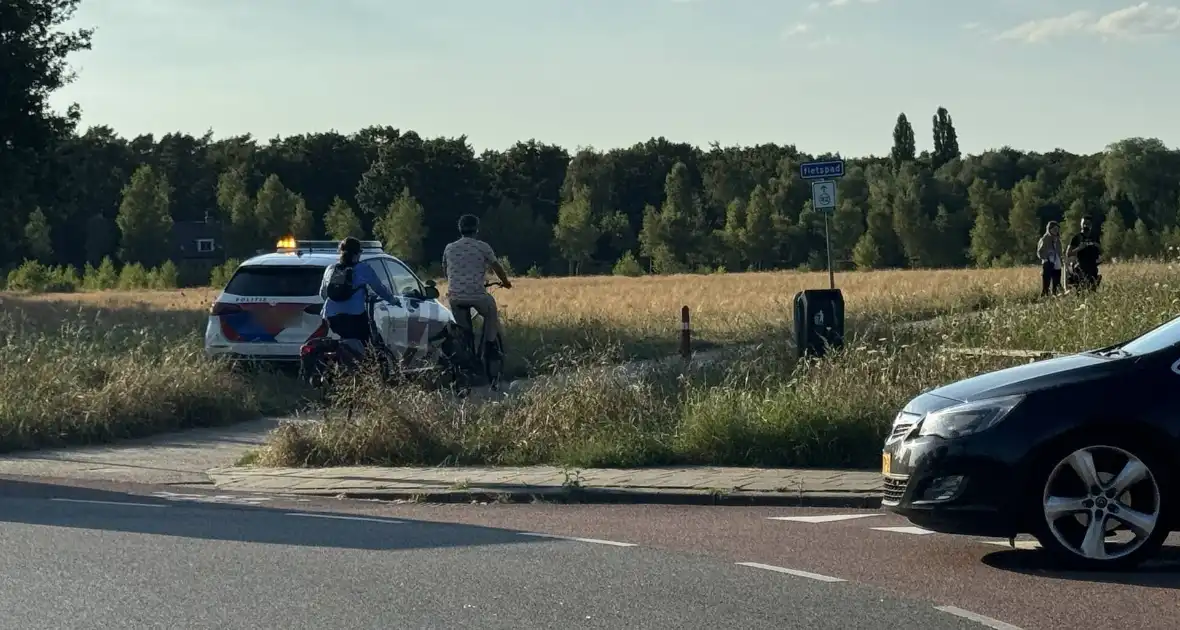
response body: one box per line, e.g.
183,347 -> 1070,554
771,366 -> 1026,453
1066,216 -> 1102,292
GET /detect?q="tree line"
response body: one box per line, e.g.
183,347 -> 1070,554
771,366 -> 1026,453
6,1 -> 1180,284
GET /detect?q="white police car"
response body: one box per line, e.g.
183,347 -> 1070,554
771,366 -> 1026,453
203,238 -> 454,366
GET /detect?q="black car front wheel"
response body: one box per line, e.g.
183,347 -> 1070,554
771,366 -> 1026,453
1028,438 -> 1171,571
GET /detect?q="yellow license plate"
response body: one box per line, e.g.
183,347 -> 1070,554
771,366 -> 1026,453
881,451 -> 891,475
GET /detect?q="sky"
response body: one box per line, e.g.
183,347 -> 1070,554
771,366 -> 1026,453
48,0 -> 1180,158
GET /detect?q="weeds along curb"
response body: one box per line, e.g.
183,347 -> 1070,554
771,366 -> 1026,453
274,487 -> 883,508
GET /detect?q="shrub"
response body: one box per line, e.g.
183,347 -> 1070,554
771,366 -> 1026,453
612,251 -> 645,277
208,258 -> 241,287
5,260 -> 80,293
117,263 -> 149,289
151,260 -> 180,289
83,257 -> 120,290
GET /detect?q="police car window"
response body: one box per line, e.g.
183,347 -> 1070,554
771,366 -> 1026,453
362,260 -> 396,296
382,259 -> 421,294
223,265 -> 326,297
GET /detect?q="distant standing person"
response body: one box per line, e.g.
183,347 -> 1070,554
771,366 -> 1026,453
1066,215 -> 1102,292
1037,221 -> 1063,296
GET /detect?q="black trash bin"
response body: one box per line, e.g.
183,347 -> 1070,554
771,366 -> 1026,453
793,289 -> 845,358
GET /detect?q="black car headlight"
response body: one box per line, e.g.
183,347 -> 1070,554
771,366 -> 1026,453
916,394 -> 1024,440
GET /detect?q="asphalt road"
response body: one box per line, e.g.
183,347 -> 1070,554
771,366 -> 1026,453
0,479 -> 985,630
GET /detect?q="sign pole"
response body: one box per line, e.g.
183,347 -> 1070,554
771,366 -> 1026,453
804,169 -> 840,291
824,211 -> 834,290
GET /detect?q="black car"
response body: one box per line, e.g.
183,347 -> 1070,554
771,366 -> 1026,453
881,314 -> 1180,570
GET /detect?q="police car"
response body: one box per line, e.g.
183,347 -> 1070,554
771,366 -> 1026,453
203,238 -> 454,366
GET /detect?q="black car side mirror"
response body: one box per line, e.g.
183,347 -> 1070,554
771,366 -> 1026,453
423,285 -> 440,300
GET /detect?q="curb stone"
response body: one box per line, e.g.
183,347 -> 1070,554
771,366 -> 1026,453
223,485 -> 883,508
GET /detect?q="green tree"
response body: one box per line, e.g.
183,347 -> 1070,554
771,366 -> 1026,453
969,204 -> 1007,268
967,178 -> 1012,267
1100,137 -> 1178,227
375,188 -> 428,265
931,106 -> 960,169
659,161 -> 708,269
862,165 -> 903,267
289,194 -> 314,239
553,186 -> 600,275
743,185 -> 776,269
830,199 -> 865,266
718,198 -> 747,271
1007,178 -> 1042,263
218,167 -> 258,255
23,207 -> 53,262
1100,207 -> 1126,260
84,214 -> 117,265
931,204 -> 970,267
254,174 -> 295,240
852,232 -> 883,270
88,256 -> 119,290
116,164 -> 173,266
891,113 -> 916,168
1124,218 -> 1157,260
324,196 -> 365,240
1061,198 -> 1089,245
0,0 -> 93,268
481,198 -> 552,272
611,251 -> 644,277
891,164 -> 936,266
638,204 -> 679,274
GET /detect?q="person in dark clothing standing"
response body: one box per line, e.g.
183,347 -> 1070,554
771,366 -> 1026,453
1066,216 -> 1102,292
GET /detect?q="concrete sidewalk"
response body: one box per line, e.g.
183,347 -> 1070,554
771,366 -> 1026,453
206,465 -> 885,507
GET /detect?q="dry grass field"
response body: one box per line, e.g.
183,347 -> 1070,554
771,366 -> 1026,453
13,264 -> 1056,367
3,261 -> 1179,467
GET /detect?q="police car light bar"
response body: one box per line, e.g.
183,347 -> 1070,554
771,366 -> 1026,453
274,237 -> 384,253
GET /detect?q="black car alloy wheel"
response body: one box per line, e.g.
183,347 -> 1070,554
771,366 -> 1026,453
1029,437 -> 1171,570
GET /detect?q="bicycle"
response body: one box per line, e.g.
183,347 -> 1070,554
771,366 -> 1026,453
299,299 -> 400,402
445,281 -> 507,391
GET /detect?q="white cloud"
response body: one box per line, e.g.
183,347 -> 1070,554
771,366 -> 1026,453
1092,2 -> 1180,37
782,22 -> 811,38
997,2 -> 1180,43
996,10 -> 1094,42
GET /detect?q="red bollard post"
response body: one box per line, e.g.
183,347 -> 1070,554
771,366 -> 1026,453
680,306 -> 691,361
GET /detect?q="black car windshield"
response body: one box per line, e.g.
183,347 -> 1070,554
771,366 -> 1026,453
1116,314 -> 1180,356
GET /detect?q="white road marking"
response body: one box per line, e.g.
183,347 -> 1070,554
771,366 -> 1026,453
736,562 -> 845,583
153,491 -> 273,506
935,605 -> 1024,630
285,513 -> 404,524
872,526 -> 934,535
518,532 -> 636,547
768,514 -> 883,523
50,498 -> 167,508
